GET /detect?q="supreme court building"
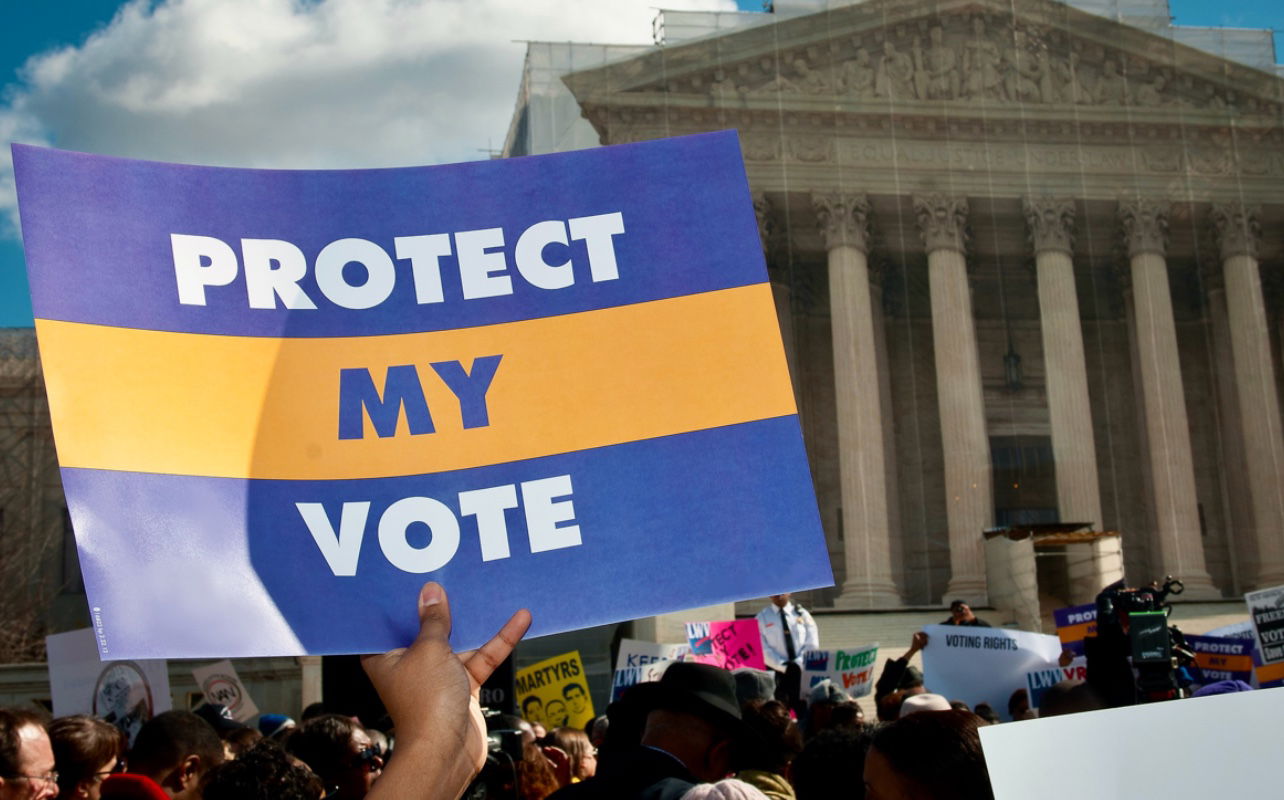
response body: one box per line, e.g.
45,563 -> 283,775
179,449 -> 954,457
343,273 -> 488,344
503,0 -> 1284,612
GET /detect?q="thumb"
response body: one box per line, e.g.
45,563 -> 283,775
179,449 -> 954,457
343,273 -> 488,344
415,582 -> 452,646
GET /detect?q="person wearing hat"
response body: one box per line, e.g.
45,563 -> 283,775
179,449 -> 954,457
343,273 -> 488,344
549,662 -> 745,800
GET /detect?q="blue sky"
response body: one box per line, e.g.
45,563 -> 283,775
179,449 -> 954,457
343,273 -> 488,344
1,0 -> 1280,327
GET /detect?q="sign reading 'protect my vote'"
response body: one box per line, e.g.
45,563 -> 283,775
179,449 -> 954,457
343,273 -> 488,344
13,132 -> 830,658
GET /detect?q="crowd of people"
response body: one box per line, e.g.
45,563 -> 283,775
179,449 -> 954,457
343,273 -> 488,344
0,584 -> 1254,800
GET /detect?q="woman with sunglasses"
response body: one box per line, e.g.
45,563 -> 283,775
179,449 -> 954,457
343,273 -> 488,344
46,716 -> 125,800
285,715 -> 383,799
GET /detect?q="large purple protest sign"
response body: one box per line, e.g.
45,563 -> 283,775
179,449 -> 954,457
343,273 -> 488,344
13,132 -> 831,658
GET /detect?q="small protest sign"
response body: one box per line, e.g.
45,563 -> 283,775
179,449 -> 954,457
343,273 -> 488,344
920,624 -> 1061,720
686,619 -> 766,670
1245,584 -> 1284,664
192,660 -> 259,722
12,132 -> 832,658
611,640 -> 690,701
1052,603 -> 1096,657
1024,658 -> 1087,710
46,628 -> 171,744
1184,633 -> 1255,685
800,645 -> 879,698
515,651 -> 594,729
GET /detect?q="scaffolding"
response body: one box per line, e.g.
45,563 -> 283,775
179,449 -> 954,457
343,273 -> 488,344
0,329 -> 63,663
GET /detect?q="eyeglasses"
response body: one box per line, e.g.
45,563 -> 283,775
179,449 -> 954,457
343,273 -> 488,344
348,746 -> 382,770
93,760 -> 126,780
4,771 -> 59,786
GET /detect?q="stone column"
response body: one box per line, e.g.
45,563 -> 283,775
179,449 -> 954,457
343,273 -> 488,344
1200,257 -> 1254,593
1211,203 -> 1284,588
1024,197 -> 1122,602
814,192 -> 903,607
298,656 -> 323,710
1118,198 -> 1218,597
755,192 -> 797,398
914,193 -> 989,604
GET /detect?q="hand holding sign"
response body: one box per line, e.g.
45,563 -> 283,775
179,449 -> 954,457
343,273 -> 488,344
362,582 -> 530,800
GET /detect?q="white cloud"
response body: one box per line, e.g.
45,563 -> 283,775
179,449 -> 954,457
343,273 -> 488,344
2,0 -> 737,236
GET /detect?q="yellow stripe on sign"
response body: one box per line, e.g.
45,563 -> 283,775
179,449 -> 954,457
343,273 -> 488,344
1193,653 -> 1255,673
1057,622 -> 1095,644
37,284 -> 795,480
1257,661 -> 1284,683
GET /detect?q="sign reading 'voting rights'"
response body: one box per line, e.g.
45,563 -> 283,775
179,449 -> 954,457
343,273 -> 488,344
13,132 -> 831,659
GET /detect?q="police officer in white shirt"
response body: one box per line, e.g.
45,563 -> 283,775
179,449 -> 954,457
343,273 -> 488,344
756,593 -> 819,712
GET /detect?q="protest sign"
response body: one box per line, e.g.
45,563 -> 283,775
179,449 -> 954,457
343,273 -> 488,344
801,645 -> 879,698
1245,584 -> 1284,664
12,132 -> 831,658
1256,660 -> 1284,689
1204,620 -> 1256,640
611,639 -> 690,700
192,660 -> 259,722
1184,633 -> 1255,685
46,628 -> 171,744
981,688 -> 1284,799
686,619 -> 766,670
919,624 -> 1061,720
515,651 -> 594,729
1052,602 -> 1096,657
1024,658 -> 1086,710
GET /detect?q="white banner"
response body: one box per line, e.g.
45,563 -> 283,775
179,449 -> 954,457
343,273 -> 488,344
46,628 -> 171,744
192,659 -> 259,721
611,639 -> 690,701
919,624 -> 1061,720
801,645 -> 879,698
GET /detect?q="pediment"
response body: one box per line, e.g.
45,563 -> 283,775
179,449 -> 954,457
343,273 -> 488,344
563,0 -> 1283,119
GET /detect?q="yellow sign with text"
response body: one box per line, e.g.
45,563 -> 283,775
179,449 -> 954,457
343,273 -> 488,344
515,650 -> 594,730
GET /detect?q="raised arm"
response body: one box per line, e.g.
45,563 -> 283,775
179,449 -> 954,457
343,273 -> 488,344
363,582 -> 531,800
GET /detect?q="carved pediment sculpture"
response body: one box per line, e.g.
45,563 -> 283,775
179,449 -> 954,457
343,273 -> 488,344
565,0 -> 1282,119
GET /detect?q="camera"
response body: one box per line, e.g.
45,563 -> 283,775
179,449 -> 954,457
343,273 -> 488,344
461,709 -> 525,800
1086,576 -> 1196,706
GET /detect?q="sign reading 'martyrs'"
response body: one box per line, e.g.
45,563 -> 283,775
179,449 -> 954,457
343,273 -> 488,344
13,133 -> 830,659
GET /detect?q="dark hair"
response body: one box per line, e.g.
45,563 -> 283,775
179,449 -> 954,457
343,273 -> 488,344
1,708 -> 49,777
791,727 -> 872,800
225,727 -> 263,757
48,715 -> 125,794
562,683 -> 586,699
972,703 -> 1000,725
829,701 -> 864,731
201,740 -> 323,800
283,714 -> 359,786
522,696 -> 543,713
1039,680 -> 1104,718
869,710 -> 992,800
127,711 -> 223,779
734,699 -> 802,775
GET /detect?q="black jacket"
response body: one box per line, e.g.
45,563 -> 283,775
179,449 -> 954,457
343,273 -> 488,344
548,746 -> 697,800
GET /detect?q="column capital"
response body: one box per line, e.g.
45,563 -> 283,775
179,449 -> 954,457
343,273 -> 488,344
752,191 -> 775,255
812,192 -> 871,253
1118,197 -> 1170,258
913,193 -> 969,254
1210,202 -> 1261,261
1023,196 -> 1075,255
